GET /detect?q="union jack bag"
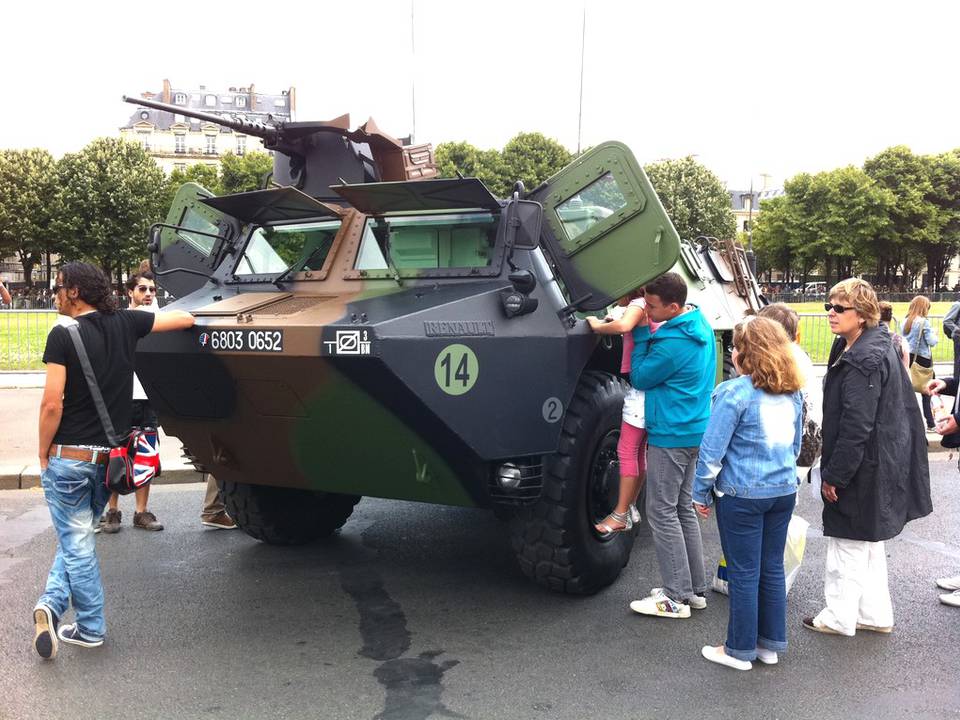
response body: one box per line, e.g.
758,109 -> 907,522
66,324 -> 159,495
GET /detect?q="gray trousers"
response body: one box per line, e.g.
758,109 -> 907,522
645,445 -> 707,601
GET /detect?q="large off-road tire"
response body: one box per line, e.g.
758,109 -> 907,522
509,371 -> 635,594
219,479 -> 360,545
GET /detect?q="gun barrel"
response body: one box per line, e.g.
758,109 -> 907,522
122,95 -> 278,142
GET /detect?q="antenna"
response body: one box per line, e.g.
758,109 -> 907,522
410,0 -> 417,144
576,6 -> 586,155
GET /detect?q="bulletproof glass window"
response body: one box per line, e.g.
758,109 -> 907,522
170,207 -> 220,257
555,172 -> 627,242
354,212 -> 498,274
236,220 -> 342,276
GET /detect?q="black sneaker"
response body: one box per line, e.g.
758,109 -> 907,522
33,605 -> 58,660
57,623 -> 104,648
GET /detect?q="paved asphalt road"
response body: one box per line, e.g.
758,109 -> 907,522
2,460 -> 960,720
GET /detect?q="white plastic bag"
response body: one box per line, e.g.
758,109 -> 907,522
712,513 -> 810,595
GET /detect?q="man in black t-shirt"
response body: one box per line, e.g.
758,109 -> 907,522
32,262 -> 194,660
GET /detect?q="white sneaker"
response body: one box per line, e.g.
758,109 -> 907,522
701,645 -> 751,671
939,590 -> 960,607
936,575 -> 960,591
754,647 -> 778,665
630,593 -> 691,619
651,586 -> 706,610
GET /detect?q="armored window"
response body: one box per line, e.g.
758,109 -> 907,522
353,213 -> 498,275
555,172 -> 626,243
172,207 -> 220,257
236,220 -> 343,277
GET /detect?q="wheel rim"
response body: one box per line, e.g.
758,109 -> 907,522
586,428 -> 622,541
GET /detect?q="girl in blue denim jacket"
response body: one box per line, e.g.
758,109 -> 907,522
692,316 -> 803,671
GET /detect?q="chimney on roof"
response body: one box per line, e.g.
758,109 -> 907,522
248,83 -> 256,110
162,79 -> 171,104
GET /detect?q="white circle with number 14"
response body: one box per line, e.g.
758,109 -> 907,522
434,344 -> 479,396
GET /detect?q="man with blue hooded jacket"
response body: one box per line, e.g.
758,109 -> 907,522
628,272 -> 716,619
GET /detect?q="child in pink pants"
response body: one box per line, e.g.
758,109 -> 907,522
587,290 -> 657,534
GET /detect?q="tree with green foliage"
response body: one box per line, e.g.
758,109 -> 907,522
52,137 -> 167,282
752,167 -> 894,288
0,149 -> 59,287
923,150 -> 960,289
163,163 -> 222,210
220,151 -> 273,194
500,133 -> 573,198
643,156 -> 736,241
434,141 -> 506,196
864,146 -> 938,287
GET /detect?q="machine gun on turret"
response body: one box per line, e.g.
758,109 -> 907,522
122,95 -> 436,202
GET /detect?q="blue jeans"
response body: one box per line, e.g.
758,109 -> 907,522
715,492 -> 795,662
37,456 -> 110,640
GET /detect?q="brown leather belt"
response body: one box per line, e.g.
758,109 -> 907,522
49,445 -> 110,466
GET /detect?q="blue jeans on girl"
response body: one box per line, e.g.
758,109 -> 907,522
37,456 -> 110,641
715,492 -> 796,661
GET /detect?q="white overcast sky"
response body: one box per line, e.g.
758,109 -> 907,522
2,0 -> 956,190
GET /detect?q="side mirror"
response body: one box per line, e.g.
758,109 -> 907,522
511,200 -> 542,250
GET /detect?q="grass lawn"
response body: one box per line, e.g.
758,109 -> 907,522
0,311 -> 58,371
787,302 -> 955,364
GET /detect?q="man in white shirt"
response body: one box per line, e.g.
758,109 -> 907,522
99,272 -> 163,532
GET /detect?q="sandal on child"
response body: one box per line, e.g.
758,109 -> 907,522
595,510 -> 633,535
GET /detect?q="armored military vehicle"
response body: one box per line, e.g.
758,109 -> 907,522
126,96 -> 762,594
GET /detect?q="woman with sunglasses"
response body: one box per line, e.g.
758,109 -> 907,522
804,279 -> 931,636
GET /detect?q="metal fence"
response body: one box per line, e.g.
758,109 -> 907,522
798,313 -> 955,365
775,292 -> 960,305
2,310 -> 956,371
1,310 -> 59,371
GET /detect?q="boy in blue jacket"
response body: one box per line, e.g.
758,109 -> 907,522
628,272 -> 716,619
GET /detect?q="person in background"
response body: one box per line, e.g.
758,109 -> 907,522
587,288 -> 657,534
942,294 -> 960,382
903,295 -> 938,430
878,302 -> 909,370
925,375 -> 960,607
758,303 -> 820,427
98,271 -> 163,533
33,262 -> 194,660
0,277 -> 11,306
693,317 -> 803,670
804,279 -> 931,636
627,272 -> 715,620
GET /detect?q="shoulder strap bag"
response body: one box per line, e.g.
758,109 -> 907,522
66,324 -> 146,495
909,320 -> 934,393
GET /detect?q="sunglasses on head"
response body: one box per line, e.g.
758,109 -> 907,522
824,302 -> 855,313
136,285 -> 156,293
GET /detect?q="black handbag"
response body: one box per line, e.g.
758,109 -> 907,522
66,324 -> 145,495
797,397 -> 822,467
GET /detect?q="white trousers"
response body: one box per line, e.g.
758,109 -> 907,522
815,536 -> 894,635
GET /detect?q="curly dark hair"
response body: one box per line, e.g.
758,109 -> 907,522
59,261 -> 118,314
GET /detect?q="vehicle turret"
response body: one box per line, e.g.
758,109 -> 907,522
122,95 -> 437,202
